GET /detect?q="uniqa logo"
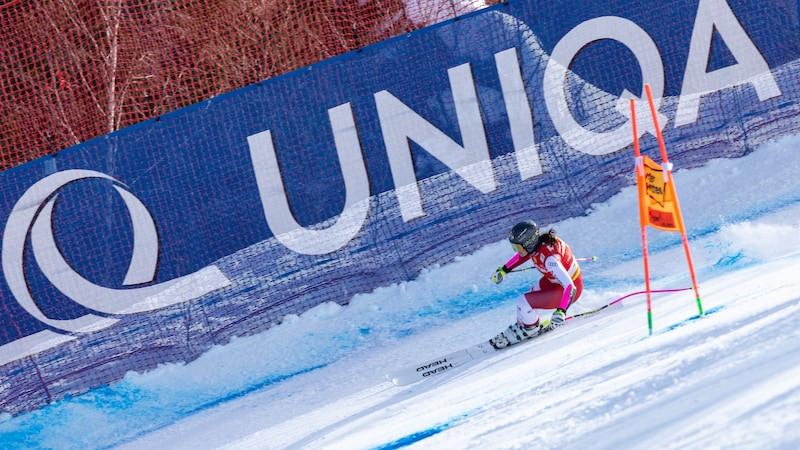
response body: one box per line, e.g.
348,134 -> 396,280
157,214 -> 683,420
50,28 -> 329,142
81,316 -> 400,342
1,169 -> 231,334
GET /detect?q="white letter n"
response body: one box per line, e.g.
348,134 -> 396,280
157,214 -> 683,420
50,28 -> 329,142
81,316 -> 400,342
376,63 -> 496,222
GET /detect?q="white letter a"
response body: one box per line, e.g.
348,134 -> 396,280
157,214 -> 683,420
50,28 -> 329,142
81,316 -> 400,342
675,0 -> 781,126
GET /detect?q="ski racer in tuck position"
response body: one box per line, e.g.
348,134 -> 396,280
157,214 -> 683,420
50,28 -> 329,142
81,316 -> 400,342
489,220 -> 583,349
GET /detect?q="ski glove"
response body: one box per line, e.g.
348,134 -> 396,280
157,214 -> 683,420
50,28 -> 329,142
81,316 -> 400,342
492,265 -> 509,284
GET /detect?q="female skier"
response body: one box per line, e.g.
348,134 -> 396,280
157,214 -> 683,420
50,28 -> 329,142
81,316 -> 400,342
489,220 -> 583,349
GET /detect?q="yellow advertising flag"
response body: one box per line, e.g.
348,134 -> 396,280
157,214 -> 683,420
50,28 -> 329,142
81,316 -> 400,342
637,155 -> 682,232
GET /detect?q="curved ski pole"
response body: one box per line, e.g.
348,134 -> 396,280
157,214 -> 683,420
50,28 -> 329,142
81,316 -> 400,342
566,287 -> 693,320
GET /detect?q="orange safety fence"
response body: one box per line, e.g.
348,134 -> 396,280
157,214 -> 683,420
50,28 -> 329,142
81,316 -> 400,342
0,0 -> 494,171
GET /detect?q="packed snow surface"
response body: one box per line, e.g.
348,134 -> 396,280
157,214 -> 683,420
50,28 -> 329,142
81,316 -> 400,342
1,136 -> 799,449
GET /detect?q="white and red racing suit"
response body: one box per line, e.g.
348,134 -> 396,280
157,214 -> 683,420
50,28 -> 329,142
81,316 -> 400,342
503,236 -> 583,326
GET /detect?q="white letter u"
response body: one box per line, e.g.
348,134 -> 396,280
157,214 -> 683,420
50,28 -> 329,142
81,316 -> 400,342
248,103 -> 370,255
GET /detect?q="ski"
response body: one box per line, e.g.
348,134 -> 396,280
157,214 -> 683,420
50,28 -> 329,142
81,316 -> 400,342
386,301 -> 626,386
385,341 -> 496,386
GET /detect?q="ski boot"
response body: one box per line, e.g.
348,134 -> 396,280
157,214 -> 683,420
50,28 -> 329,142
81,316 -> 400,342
490,322 -> 541,349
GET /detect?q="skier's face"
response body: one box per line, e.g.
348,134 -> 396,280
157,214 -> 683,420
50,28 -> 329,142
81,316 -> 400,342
512,242 -> 528,256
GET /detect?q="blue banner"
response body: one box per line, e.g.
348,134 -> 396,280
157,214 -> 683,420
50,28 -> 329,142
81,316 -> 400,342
1,0 -> 799,414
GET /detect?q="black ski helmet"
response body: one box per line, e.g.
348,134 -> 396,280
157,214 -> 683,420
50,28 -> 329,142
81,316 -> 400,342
509,220 -> 540,253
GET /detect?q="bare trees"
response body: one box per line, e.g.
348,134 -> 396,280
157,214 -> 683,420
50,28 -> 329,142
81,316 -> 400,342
0,0 -> 487,170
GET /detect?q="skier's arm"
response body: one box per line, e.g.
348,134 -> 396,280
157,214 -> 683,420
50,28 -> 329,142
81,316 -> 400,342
545,255 -> 576,310
504,253 -> 524,271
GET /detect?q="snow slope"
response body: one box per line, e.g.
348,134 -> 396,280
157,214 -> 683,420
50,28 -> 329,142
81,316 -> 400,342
1,136 -> 799,449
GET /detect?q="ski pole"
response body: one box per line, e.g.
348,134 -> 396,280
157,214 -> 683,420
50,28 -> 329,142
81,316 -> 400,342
566,287 -> 693,320
507,256 -> 598,273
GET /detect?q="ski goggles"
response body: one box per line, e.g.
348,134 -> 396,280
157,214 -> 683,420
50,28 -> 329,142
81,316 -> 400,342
511,242 -> 526,254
